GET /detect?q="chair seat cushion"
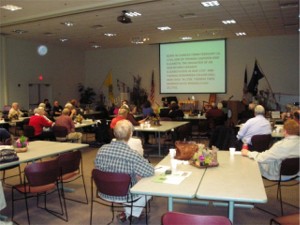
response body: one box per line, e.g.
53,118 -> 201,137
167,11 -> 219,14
61,171 -> 79,181
15,183 -> 56,193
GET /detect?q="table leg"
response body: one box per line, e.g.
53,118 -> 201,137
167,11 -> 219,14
228,201 -> 234,223
158,132 -> 161,157
168,197 -> 173,211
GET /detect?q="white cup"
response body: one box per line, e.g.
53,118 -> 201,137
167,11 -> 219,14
169,148 -> 176,158
229,147 -> 236,155
171,159 -> 177,172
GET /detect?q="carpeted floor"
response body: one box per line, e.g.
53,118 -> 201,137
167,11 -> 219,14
1,142 -> 299,225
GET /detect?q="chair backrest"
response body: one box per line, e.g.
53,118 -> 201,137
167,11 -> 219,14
52,126 -> 69,138
23,125 -> 35,138
24,159 -> 59,186
57,151 -> 81,175
280,157 -> 300,177
162,212 -> 232,225
251,134 -> 272,152
92,169 -> 131,197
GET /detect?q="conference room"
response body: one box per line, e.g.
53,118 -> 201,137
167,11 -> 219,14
0,0 -> 299,224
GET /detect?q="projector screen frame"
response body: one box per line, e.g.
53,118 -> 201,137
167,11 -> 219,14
159,39 -> 227,94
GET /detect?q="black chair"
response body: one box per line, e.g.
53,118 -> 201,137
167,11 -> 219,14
209,126 -> 235,150
162,211 -> 232,225
23,125 -> 39,141
57,151 -> 88,208
90,169 -> 149,225
52,125 -> 68,142
251,134 -> 272,152
12,159 -> 67,224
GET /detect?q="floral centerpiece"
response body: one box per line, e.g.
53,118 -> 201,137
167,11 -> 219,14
190,144 -> 219,168
14,135 -> 28,153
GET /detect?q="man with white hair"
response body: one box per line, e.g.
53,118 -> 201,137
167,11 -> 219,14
236,105 -> 271,149
8,102 -> 24,120
29,107 -> 54,140
95,120 -> 154,223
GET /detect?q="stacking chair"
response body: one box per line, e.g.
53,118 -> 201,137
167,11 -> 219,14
23,125 -> 39,141
162,211 -> 232,225
270,213 -> 300,225
276,157 -> 299,215
90,169 -> 149,225
52,126 -> 68,142
57,151 -> 88,207
251,134 -> 272,152
12,159 -> 67,225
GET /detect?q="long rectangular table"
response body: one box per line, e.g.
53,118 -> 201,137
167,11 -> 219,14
134,121 -> 189,156
131,151 -> 267,223
0,141 -> 89,169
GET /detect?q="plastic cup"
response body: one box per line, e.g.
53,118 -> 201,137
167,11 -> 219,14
229,147 -> 236,155
171,159 -> 177,172
169,148 -> 176,158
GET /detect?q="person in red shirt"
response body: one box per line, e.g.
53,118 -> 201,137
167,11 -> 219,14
29,107 -> 54,140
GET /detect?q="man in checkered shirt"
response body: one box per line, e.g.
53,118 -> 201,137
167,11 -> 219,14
95,119 -> 154,222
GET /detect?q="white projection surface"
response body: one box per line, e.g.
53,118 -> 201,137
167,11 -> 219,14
160,39 -> 226,94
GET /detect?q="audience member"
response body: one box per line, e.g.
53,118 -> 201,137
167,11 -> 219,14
52,100 -> 63,117
43,98 -> 52,116
70,99 -> 84,116
142,100 -> 154,118
29,107 -> 54,140
110,108 -> 128,129
54,108 -> 83,143
65,103 -> 77,119
168,101 -> 184,120
0,128 -> 10,142
8,102 -> 23,120
238,102 -> 256,124
94,120 -> 154,222
205,102 -> 226,128
293,110 -> 300,125
236,105 -> 272,150
242,119 -> 300,180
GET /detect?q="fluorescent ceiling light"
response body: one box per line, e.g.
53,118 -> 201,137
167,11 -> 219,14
59,38 -> 68,42
181,36 -> 192,40
61,22 -> 74,27
91,45 -> 101,48
222,20 -> 236,24
201,1 -> 220,7
235,32 -> 246,36
1,4 -> 22,11
125,11 -> 141,17
104,33 -> 116,37
157,26 -> 171,31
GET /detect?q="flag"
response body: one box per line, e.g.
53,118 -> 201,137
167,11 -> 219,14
247,60 -> 264,96
103,71 -> 114,103
150,70 -> 154,104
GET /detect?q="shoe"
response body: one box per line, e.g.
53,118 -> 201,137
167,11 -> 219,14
117,212 -> 127,223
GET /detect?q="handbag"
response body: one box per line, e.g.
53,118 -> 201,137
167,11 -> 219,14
175,141 -> 198,160
0,149 -> 19,164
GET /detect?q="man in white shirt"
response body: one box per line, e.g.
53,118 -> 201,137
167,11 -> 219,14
236,105 -> 271,149
242,119 -> 300,180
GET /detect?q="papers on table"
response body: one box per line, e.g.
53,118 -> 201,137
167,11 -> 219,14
153,170 -> 192,185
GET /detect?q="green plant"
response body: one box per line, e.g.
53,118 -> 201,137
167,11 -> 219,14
78,83 -> 96,105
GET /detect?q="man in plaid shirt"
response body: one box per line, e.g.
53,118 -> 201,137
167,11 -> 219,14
95,120 -> 154,222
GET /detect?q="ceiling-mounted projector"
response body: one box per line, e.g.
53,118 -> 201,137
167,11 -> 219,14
117,10 -> 132,24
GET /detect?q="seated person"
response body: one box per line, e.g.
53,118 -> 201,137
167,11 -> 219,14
94,120 -> 154,222
205,102 -> 226,128
43,98 -> 52,116
242,119 -> 300,180
52,100 -> 63,117
54,108 -> 83,143
29,107 -> 55,140
110,108 -> 128,129
65,103 -> 77,120
0,128 -> 11,143
293,110 -> 300,125
8,102 -> 24,120
168,101 -> 184,120
236,105 -> 272,150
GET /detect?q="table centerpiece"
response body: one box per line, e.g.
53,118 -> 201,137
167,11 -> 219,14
189,144 -> 219,168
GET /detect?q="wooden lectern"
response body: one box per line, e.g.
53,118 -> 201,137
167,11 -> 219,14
226,100 -> 245,125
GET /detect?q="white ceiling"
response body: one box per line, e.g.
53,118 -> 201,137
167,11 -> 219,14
0,0 -> 299,50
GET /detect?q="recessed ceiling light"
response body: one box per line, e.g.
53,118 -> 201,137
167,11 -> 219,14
91,25 -> 104,29
125,11 -> 141,17
201,1 -> 220,7
59,38 -> 68,42
222,20 -> 236,24
181,36 -> 192,40
1,4 -> 22,11
235,32 -> 247,36
91,45 -> 101,48
61,22 -> 74,27
157,26 -> 171,31
12,29 -> 27,34
104,33 -> 116,37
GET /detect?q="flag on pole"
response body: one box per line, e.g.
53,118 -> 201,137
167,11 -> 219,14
247,60 -> 264,96
150,70 -> 155,104
243,67 -> 248,93
103,70 -> 114,103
